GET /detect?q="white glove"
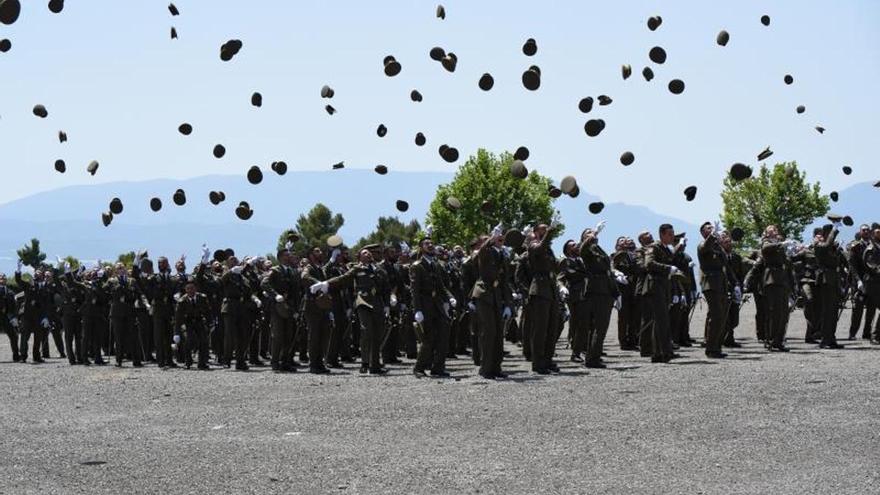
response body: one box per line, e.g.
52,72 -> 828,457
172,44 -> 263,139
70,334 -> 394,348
180,254 -> 186,262
389,294 -> 398,307
180,324 -> 187,331
310,281 -> 329,294
329,248 -> 341,264
97,270 -> 105,278
171,343 -> 178,351
251,295 -> 262,308
145,302 -> 152,311
832,220 -> 842,229
425,225 -> 434,238
857,280 -> 865,293
512,292 -> 522,301
40,318 -> 50,329
714,220 -> 721,234
285,240 -> 293,250
200,244 -> 211,264
173,334 -> 181,344
669,266 -> 680,276
64,261 -> 72,274
734,286 -> 742,304
688,261 -> 695,268
672,295 -> 680,305
491,223 -> 503,238
230,266 -> 243,275
615,274 -> 628,285
468,302 -> 477,312
502,306 -> 512,319
448,297 -> 457,308
384,306 -> 390,317
275,294 -> 285,303
614,296 -> 622,310
595,220 -> 607,235
549,217 -> 560,231
328,312 -> 335,322
10,317 -> 18,328
248,257 -> 260,267
559,286 -> 569,298
414,311 -> 424,323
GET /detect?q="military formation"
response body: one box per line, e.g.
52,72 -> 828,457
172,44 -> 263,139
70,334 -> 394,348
2,218 -> 878,378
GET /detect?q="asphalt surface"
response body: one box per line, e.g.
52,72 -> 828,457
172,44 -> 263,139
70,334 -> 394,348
1,302 -> 878,494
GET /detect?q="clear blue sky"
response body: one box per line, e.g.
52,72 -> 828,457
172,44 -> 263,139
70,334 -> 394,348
1,0 -> 877,223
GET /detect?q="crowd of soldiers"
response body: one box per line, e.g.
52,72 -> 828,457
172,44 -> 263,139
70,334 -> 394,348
1,219 -> 879,379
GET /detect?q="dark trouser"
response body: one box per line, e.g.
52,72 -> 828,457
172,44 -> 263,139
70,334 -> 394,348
84,313 -> 107,363
269,311 -> 297,367
639,296 -> 654,354
724,302 -> 741,345
528,297 -> 558,371
849,294 -> 876,339
568,299 -> 588,356
469,308 -> 481,365
520,302 -> 532,361
2,322 -> 20,360
703,290 -> 729,354
212,316 -> 225,361
754,293 -> 767,341
153,311 -> 173,366
358,306 -> 384,371
648,289 -> 673,359
764,285 -> 788,347
183,323 -> 210,367
802,284 -> 821,341
381,314 -> 399,361
618,292 -> 639,348
42,321 -> 65,358
326,307 -> 347,365
670,301 -> 688,344
865,285 -> 880,341
62,312 -> 83,364
305,309 -> 331,369
223,310 -> 250,366
136,309 -> 153,360
414,311 -> 449,373
477,300 -> 504,376
585,294 -> 613,364
111,313 -> 140,365
19,317 -> 45,361
818,284 -> 840,346
401,307 -> 417,358
249,315 -> 269,361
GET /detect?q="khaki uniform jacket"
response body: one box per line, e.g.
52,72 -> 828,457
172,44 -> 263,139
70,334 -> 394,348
528,235 -> 557,301
261,265 -> 303,318
557,256 -> 588,302
327,262 -> 388,311
410,257 -> 453,320
640,242 -> 675,296
471,243 -> 511,308
698,235 -> 730,294
579,242 -> 618,297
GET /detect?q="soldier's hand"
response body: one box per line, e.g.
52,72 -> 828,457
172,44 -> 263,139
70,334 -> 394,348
502,306 -> 512,320
384,306 -> 390,318
414,311 -> 424,323
389,294 -> 398,307
669,266 -> 680,276
10,317 -> 18,328
559,286 -> 569,298
310,281 -> 329,294
512,292 -> 522,301
40,318 -> 50,329
173,334 -> 181,344
448,297 -> 457,308
275,294 -> 285,303
595,220 -> 607,235
467,302 -> 477,313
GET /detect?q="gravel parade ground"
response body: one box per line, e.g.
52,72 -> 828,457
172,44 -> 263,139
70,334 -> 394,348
1,303 -> 878,494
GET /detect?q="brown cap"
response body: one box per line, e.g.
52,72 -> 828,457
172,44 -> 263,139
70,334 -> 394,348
384,55 -> 402,77
429,47 -> 446,61
504,229 -> 525,248
716,30 -> 730,47
0,0 -> 21,25
0,38 -> 10,52
327,234 -> 343,248
439,145 -> 459,163
374,164 -> 388,175
33,104 -> 48,118
213,144 -> 226,158
560,176 -> 578,195
510,160 -> 528,179
514,146 -> 529,161
396,200 -> 409,212
578,97 -> 594,113
829,191 -> 838,202
271,161 -> 287,175
48,0 -> 64,14
478,73 -> 494,91
588,202 -> 605,214
54,159 -> 66,173
411,89 -> 423,102
441,53 -> 457,72
178,123 -> 192,135
583,119 -> 605,137
235,204 -> 253,221
101,212 -> 113,227
415,132 -> 426,146
684,186 -> 698,201
436,4 -> 445,20
843,216 -> 854,227
109,198 -> 123,215
668,79 -> 685,95
642,67 -> 654,82
150,197 -> 162,212
620,151 -> 635,166
209,191 -> 223,205
647,16 -> 662,31
251,92 -> 262,107
796,105 -> 806,114
842,166 -> 852,175
173,189 -> 186,206
86,160 -> 99,176
622,64 -> 632,80
784,74 -> 793,85
445,196 -> 462,211
730,163 -> 753,181
548,186 -> 562,198
321,85 -> 335,98
219,39 -> 243,61
598,95 -> 613,106
522,38 -> 537,56
522,68 -> 541,91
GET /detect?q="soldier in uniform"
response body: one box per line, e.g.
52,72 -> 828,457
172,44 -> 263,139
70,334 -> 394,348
793,234 -> 821,343
139,256 -> 178,368
261,248 -> 303,372
472,227 -> 513,379
220,256 -> 254,371
174,279 -> 212,369
558,240 -> 588,362
14,263 -> 51,363
0,273 -> 21,362
612,237 -> 640,351
848,225 -> 875,340
641,225 -> 680,363
759,226 -> 794,352
300,247 -> 333,374
814,221 -> 844,349
312,246 -> 391,375
396,247 -> 417,360
721,232 -> 745,348
669,234 -> 693,348
634,231 -> 654,357
58,263 -> 85,364
512,238 -> 533,361
579,222 -> 618,368
863,223 -> 880,344
743,251 -> 766,343
698,222 -> 732,359
527,222 -> 561,374
461,240 -> 481,365
107,263 -> 142,367
409,237 -> 456,377
68,267 -> 107,365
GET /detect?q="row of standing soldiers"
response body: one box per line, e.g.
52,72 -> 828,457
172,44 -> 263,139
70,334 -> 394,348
2,220 -> 879,377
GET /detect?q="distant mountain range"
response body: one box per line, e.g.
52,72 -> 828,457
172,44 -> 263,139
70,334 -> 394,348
0,171 -> 874,273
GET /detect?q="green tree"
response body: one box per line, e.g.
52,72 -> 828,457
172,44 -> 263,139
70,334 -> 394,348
277,203 -> 345,254
117,251 -> 136,268
721,161 -> 830,250
425,149 -> 562,247
353,217 -> 422,252
16,238 -> 47,268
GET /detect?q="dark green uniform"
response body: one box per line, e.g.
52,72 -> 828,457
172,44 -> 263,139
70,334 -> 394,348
409,257 -> 454,375
0,284 -> 20,362
641,242 -> 676,361
863,240 -> 880,342
527,234 -> 559,373
814,227 -> 843,347
174,292 -> 212,368
558,255 -> 588,358
301,263 -> 333,373
760,239 -> 793,349
612,249 -> 640,350
261,264 -> 303,371
106,273 -> 142,366
220,269 -> 253,370
580,240 -> 618,366
698,235 -> 731,355
472,242 -> 511,378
